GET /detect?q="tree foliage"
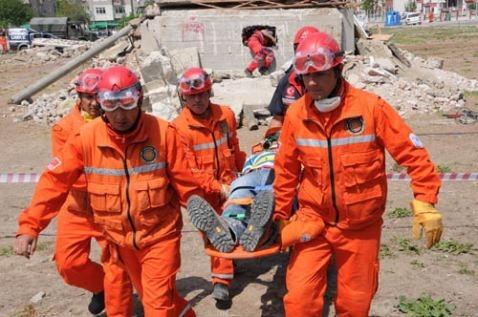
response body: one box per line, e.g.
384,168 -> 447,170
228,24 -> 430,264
56,0 -> 89,21
0,0 -> 33,28
405,0 -> 417,12
361,0 -> 377,13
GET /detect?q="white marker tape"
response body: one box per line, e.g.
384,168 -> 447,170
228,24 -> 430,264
1,172 -> 478,184
0,173 -> 40,183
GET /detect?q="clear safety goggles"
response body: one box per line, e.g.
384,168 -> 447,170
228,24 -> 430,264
179,74 -> 209,94
75,73 -> 101,93
293,48 -> 343,75
97,86 -> 140,112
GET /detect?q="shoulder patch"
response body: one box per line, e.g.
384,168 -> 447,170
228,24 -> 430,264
409,133 -> 424,148
47,157 -> 62,171
345,117 -> 365,135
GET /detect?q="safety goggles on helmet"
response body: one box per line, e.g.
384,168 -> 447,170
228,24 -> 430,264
97,86 -> 141,112
75,73 -> 101,94
293,47 -> 343,75
178,73 -> 211,95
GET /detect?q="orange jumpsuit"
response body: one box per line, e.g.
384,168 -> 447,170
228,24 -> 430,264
173,104 -> 246,287
273,81 -> 441,316
18,112 -> 199,317
17,104 -> 133,317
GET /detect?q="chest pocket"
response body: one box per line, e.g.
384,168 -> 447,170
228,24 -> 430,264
133,177 -> 172,211
87,183 -> 121,213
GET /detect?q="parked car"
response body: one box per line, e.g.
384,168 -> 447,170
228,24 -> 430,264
403,12 -> 422,25
6,28 -> 58,51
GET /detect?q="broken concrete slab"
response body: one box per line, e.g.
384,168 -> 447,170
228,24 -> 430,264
357,39 -> 394,60
139,21 -> 161,55
211,77 -> 276,123
140,50 -> 177,84
148,85 -> 182,121
168,47 -> 201,77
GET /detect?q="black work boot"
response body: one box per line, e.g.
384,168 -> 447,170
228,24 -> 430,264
239,191 -> 274,252
88,291 -> 105,315
187,195 -> 235,253
212,283 -> 230,301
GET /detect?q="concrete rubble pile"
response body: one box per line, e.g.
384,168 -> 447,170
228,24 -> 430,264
1,41 -> 93,66
346,39 -> 478,117
13,85 -> 77,125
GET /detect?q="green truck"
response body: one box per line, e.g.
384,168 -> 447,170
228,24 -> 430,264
29,17 -> 98,41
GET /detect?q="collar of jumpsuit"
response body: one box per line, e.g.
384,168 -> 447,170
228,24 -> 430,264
182,102 -> 229,130
303,81 -> 360,129
99,110 -> 147,151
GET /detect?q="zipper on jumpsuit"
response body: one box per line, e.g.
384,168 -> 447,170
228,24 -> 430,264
210,131 -> 221,180
308,118 -> 340,225
326,136 -> 340,224
122,144 -> 139,249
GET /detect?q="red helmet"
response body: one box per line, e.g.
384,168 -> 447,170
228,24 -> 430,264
293,26 -> 319,46
75,68 -> 103,94
97,65 -> 140,93
293,32 -> 344,75
178,67 -> 212,96
97,65 -> 142,112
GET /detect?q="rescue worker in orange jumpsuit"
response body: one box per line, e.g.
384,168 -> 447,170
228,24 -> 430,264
173,67 -> 246,302
14,65 -> 198,317
273,32 -> 444,316
268,26 -> 319,128
245,28 -> 276,77
15,68 -> 133,316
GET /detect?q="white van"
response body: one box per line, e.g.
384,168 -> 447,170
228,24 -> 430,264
404,12 -> 422,25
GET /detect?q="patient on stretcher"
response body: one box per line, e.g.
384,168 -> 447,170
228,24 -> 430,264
187,131 -> 278,253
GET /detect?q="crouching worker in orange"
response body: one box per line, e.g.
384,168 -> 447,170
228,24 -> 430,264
244,27 -> 277,77
15,68 -> 133,316
173,67 -> 246,302
14,65 -> 198,317
273,32 -> 444,317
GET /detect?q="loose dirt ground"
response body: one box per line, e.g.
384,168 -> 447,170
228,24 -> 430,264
1,26 -> 477,317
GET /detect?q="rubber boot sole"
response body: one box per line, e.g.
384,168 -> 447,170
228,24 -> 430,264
187,195 -> 235,253
239,191 -> 274,252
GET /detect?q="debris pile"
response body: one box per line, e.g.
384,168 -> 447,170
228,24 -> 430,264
343,39 -> 478,117
12,86 -> 77,125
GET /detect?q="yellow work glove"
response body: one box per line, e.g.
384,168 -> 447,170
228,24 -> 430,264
411,199 -> 443,249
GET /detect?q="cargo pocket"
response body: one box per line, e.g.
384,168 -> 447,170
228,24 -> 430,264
298,157 -> 324,205
88,183 -> 123,231
197,155 -> 215,176
341,150 -> 385,223
134,177 -> 173,227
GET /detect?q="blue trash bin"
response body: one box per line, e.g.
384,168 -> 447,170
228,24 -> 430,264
385,11 -> 394,26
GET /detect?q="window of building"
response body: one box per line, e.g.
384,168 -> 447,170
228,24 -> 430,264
115,6 -> 125,14
96,7 -> 106,14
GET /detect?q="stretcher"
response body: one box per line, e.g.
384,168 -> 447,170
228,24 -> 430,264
203,184 -> 282,259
